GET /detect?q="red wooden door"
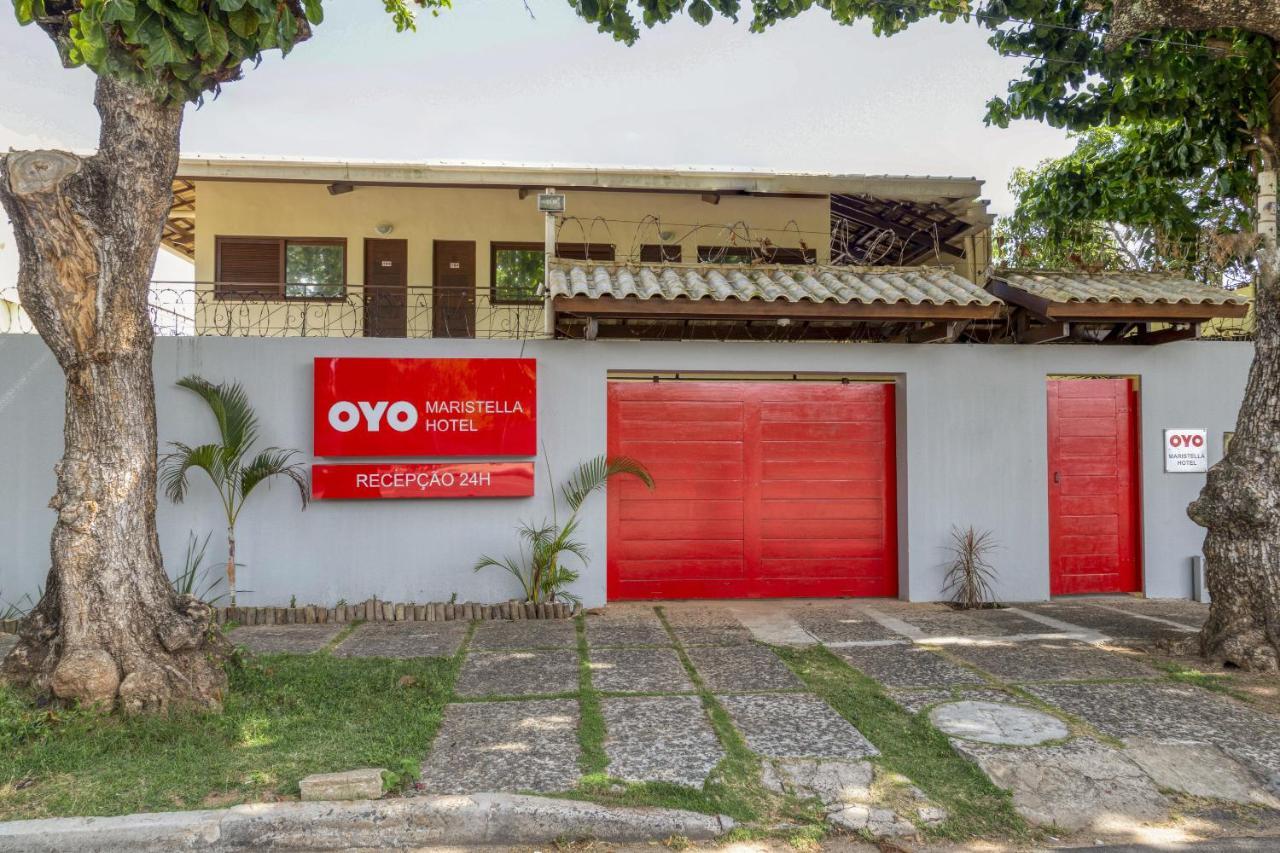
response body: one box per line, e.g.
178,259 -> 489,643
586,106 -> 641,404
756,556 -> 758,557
1047,378 -> 1142,595
607,380 -> 897,600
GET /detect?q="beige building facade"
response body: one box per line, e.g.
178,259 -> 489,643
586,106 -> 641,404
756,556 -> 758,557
169,158 -> 993,339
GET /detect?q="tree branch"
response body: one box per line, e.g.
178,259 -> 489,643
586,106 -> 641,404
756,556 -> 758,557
1108,0 -> 1280,45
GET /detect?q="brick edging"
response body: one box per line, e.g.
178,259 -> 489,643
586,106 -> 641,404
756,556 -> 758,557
213,598 -> 579,626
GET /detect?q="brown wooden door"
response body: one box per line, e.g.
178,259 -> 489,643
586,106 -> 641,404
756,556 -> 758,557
433,240 -> 476,339
363,239 -> 407,337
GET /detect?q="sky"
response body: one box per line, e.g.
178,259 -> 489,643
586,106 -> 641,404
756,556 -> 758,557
0,0 -> 1075,289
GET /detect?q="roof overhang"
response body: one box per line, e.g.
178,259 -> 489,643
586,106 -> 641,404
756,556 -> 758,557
548,261 -> 1002,341
992,270 -> 1250,323
174,156 -> 984,202
553,295 -> 1001,322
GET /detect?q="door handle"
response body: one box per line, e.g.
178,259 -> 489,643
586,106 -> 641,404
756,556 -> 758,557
1053,471 -> 1060,484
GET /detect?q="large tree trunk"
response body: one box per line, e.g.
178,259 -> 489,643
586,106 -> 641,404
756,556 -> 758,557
1104,1 -> 1280,671
0,77 -> 228,711
1188,175 -> 1280,671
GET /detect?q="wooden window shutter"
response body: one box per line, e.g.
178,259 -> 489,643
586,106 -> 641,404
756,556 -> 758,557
761,247 -> 816,264
555,243 -> 615,261
216,238 -> 283,298
640,244 -> 682,263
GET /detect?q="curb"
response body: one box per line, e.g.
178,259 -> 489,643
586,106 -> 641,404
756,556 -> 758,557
0,793 -> 734,851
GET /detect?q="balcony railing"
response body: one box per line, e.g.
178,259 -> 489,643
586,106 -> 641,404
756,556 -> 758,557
144,283 -> 549,339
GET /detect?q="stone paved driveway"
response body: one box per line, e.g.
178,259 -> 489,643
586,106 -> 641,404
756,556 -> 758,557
228,594 -> 1280,835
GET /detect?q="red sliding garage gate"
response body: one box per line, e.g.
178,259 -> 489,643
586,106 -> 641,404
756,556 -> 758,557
607,380 -> 898,600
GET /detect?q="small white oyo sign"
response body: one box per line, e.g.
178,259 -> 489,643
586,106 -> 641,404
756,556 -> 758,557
1164,428 -> 1208,473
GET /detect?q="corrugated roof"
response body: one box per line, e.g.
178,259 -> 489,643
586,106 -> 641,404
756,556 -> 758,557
995,270 -> 1248,306
549,261 -> 1000,307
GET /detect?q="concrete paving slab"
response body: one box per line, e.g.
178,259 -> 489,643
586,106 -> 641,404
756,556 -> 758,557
662,604 -> 754,645
1114,598 -> 1209,627
948,640 -> 1157,682
727,604 -> 818,646
1124,738 -> 1280,806
953,737 -> 1169,831
584,611 -> 671,648
720,693 -> 879,759
790,605 -> 907,643
885,686 -> 1023,715
228,624 -> 342,654
419,699 -> 581,793
893,608 -> 1058,638
1029,682 -> 1280,793
602,695 -> 724,787
470,620 -> 578,650
332,622 -> 467,659
833,644 -> 983,688
589,647 -> 694,693
672,625 -> 755,645
686,644 -> 803,692
455,650 -> 581,697
1019,603 -> 1193,642
930,700 -> 1069,745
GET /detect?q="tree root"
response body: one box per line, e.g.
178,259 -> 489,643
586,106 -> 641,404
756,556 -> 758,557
2,594 -> 230,712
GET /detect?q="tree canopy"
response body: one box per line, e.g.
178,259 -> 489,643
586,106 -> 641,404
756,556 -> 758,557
578,0 -> 1273,263
995,125 -> 1256,286
13,0 -> 449,102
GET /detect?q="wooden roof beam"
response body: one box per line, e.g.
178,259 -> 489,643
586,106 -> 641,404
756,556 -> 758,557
1019,321 -> 1071,344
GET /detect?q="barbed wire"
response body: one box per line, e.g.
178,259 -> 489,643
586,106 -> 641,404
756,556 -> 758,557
552,212 -> 945,267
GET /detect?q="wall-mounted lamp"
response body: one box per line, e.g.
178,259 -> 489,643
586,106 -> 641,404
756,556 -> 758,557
659,231 -> 675,241
327,182 -> 355,196
374,222 -> 395,236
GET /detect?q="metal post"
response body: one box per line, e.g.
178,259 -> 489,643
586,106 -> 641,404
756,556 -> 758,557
543,186 -> 556,338
1191,555 -> 1211,603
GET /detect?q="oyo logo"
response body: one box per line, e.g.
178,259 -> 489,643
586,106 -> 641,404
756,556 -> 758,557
1168,433 -> 1204,448
327,401 -> 418,433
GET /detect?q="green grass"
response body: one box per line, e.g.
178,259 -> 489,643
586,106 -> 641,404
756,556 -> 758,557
575,614 -> 609,775
775,645 -> 1035,842
560,608 -> 820,829
1148,658 -> 1247,699
0,652 -> 458,821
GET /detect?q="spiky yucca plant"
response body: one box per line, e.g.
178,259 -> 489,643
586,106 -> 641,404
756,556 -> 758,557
942,526 -> 1000,610
160,376 -> 309,608
475,455 -> 653,605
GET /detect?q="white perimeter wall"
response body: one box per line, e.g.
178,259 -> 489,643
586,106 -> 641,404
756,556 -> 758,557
0,335 -> 1252,608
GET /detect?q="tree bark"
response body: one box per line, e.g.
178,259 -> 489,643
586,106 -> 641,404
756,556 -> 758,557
1109,0 -> 1280,44
1104,1 -> 1280,671
0,77 -> 228,711
1188,182 -> 1280,671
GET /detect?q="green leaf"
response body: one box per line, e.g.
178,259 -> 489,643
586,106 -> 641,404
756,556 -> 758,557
13,0 -> 46,25
226,6 -> 260,37
99,0 -> 136,23
302,0 -> 323,25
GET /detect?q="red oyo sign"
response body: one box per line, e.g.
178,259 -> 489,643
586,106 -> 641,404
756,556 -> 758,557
312,462 -> 535,500
314,358 -> 536,457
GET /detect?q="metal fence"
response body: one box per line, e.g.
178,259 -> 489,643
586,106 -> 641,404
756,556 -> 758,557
146,284 -> 549,339
2,282 -> 1258,342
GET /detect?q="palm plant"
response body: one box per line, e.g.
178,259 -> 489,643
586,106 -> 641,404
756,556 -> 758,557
475,455 -> 653,605
941,525 -> 1000,609
160,376 -> 309,608
169,531 -> 226,604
